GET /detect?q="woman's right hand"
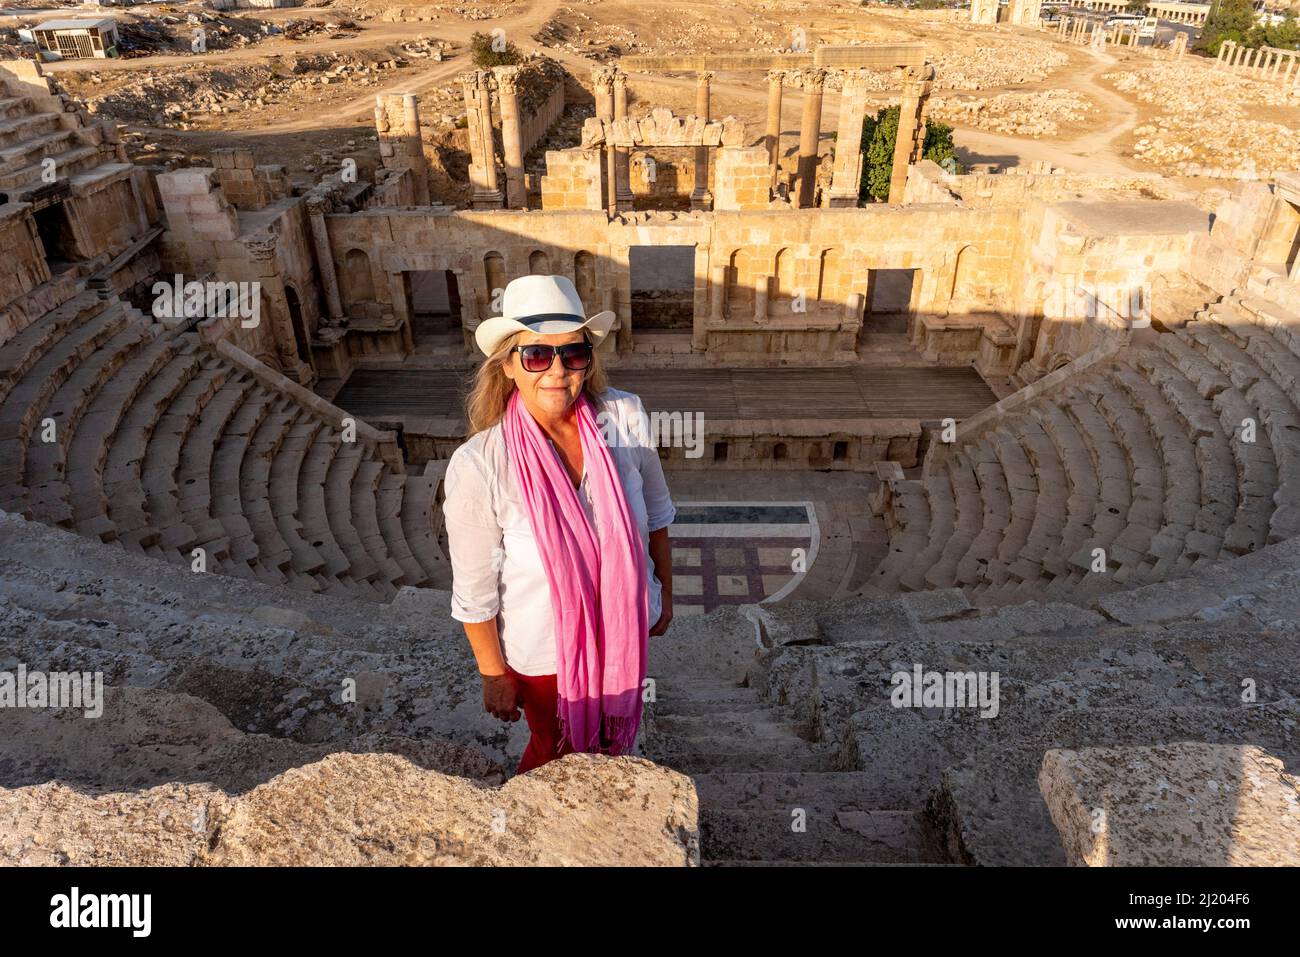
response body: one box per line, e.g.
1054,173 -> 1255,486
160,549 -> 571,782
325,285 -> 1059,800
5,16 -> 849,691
481,672 -> 522,722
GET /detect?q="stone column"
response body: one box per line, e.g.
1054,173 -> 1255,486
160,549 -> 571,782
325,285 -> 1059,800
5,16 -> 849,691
827,69 -> 868,208
795,67 -> 826,209
765,69 -> 785,190
306,194 -> 344,325
401,94 -> 430,205
613,69 -> 634,212
592,67 -> 616,213
753,274 -> 769,322
460,72 -> 502,209
691,71 -> 714,211
888,64 -> 934,205
493,66 -> 526,209
710,264 -> 726,322
249,236 -> 313,385
387,271 -> 415,354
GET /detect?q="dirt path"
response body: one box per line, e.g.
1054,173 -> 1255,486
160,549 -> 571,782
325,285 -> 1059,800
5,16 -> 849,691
46,7 -> 1145,175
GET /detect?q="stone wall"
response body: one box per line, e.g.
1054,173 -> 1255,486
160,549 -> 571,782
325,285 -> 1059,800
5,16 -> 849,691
1018,200 -> 1206,376
539,149 -> 604,211
157,167 -> 323,383
211,148 -> 292,211
0,203 -> 49,315
713,147 -> 774,211
319,190 -> 1216,369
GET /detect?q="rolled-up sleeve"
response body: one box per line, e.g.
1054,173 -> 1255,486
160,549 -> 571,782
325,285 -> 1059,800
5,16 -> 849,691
633,396 -> 677,532
442,445 -> 503,623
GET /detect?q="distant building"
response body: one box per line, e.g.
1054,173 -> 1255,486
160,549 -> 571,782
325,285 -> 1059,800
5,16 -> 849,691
31,19 -> 121,61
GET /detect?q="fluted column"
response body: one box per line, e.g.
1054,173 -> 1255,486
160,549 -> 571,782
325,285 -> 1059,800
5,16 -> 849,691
691,71 -> 714,210
827,69 -> 868,208
460,71 -> 502,209
613,68 -> 634,212
888,64 -> 935,205
592,67 -> 616,212
493,65 -> 526,209
765,69 -> 784,190
795,67 -> 825,209
306,195 -> 344,325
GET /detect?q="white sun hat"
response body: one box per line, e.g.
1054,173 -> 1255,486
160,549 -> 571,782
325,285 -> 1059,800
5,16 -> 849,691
473,274 -> 616,357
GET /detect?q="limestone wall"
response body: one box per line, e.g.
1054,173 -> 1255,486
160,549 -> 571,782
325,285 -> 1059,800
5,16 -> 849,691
157,167 -> 323,383
319,194 -> 1215,370
539,149 -> 604,211
0,203 -> 49,318
211,148 -> 292,211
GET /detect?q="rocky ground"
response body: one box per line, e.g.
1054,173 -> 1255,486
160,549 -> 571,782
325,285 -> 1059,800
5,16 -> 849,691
929,89 -> 1094,138
1105,58 -> 1300,179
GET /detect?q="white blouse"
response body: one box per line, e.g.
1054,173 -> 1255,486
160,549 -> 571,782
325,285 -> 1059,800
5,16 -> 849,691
442,387 -> 677,676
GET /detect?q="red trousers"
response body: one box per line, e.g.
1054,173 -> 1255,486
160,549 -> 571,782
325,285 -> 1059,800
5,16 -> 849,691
508,668 -> 575,775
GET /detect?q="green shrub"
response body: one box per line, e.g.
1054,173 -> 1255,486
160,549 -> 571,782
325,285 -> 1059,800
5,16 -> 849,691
858,105 -> 959,202
469,30 -> 523,68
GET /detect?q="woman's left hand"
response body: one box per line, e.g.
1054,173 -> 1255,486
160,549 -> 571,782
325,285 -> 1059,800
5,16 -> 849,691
648,597 -> 673,637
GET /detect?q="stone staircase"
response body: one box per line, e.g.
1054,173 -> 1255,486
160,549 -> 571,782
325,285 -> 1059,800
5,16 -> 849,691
747,560 -> 1300,865
641,607 -> 949,865
0,74 -> 125,196
865,278 -> 1300,607
0,290 -> 448,603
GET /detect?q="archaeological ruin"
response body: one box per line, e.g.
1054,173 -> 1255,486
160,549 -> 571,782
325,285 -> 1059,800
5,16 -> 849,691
2,10 -> 1300,869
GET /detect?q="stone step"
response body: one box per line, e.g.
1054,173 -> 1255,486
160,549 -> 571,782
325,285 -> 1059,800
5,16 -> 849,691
700,808 -> 945,864
690,770 -> 919,812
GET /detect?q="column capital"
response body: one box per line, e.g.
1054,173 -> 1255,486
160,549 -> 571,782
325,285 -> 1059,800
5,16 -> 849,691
839,68 -> 867,92
493,65 -> 521,96
801,67 -> 827,92
696,70 -> 715,87
613,69 -> 628,92
458,70 -> 485,95
592,66 -> 617,95
245,234 -> 278,262
766,68 -> 786,85
304,193 -> 332,217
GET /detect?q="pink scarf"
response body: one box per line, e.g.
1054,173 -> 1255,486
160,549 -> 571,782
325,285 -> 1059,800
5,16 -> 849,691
502,388 -> 648,755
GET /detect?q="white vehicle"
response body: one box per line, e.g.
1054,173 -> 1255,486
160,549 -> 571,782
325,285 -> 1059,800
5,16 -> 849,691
1138,15 -> 1159,37
1105,13 -> 1145,27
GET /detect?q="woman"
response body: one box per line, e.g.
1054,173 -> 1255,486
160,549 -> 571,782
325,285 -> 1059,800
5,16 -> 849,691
442,274 -> 676,776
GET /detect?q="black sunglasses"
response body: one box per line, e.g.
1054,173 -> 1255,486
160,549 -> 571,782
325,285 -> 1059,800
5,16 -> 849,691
512,341 -> 594,373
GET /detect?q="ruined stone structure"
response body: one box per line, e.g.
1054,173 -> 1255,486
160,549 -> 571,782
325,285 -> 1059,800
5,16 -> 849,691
4,51 -> 1300,866
1216,40 -> 1300,91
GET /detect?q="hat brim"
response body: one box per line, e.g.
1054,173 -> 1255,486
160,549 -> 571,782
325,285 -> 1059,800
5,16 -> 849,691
474,310 -> 616,357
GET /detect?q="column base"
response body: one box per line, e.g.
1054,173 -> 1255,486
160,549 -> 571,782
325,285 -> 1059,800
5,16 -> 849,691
690,188 -> 713,211
470,190 -> 504,210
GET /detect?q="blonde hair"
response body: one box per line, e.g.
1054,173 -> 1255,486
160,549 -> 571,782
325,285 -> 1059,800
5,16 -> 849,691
464,330 -> 611,436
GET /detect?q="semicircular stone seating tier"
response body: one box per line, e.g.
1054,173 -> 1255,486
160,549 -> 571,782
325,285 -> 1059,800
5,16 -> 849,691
866,289 -> 1300,607
0,290 -> 447,602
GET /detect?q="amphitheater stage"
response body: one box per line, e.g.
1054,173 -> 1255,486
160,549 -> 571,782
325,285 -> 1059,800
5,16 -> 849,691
331,365 -> 998,423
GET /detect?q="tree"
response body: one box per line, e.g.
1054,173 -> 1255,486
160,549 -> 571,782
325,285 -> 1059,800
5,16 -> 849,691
858,105 -> 959,203
1126,0 -> 1147,11
469,31 -> 523,68
1246,9 -> 1300,51
1196,0 -> 1259,55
